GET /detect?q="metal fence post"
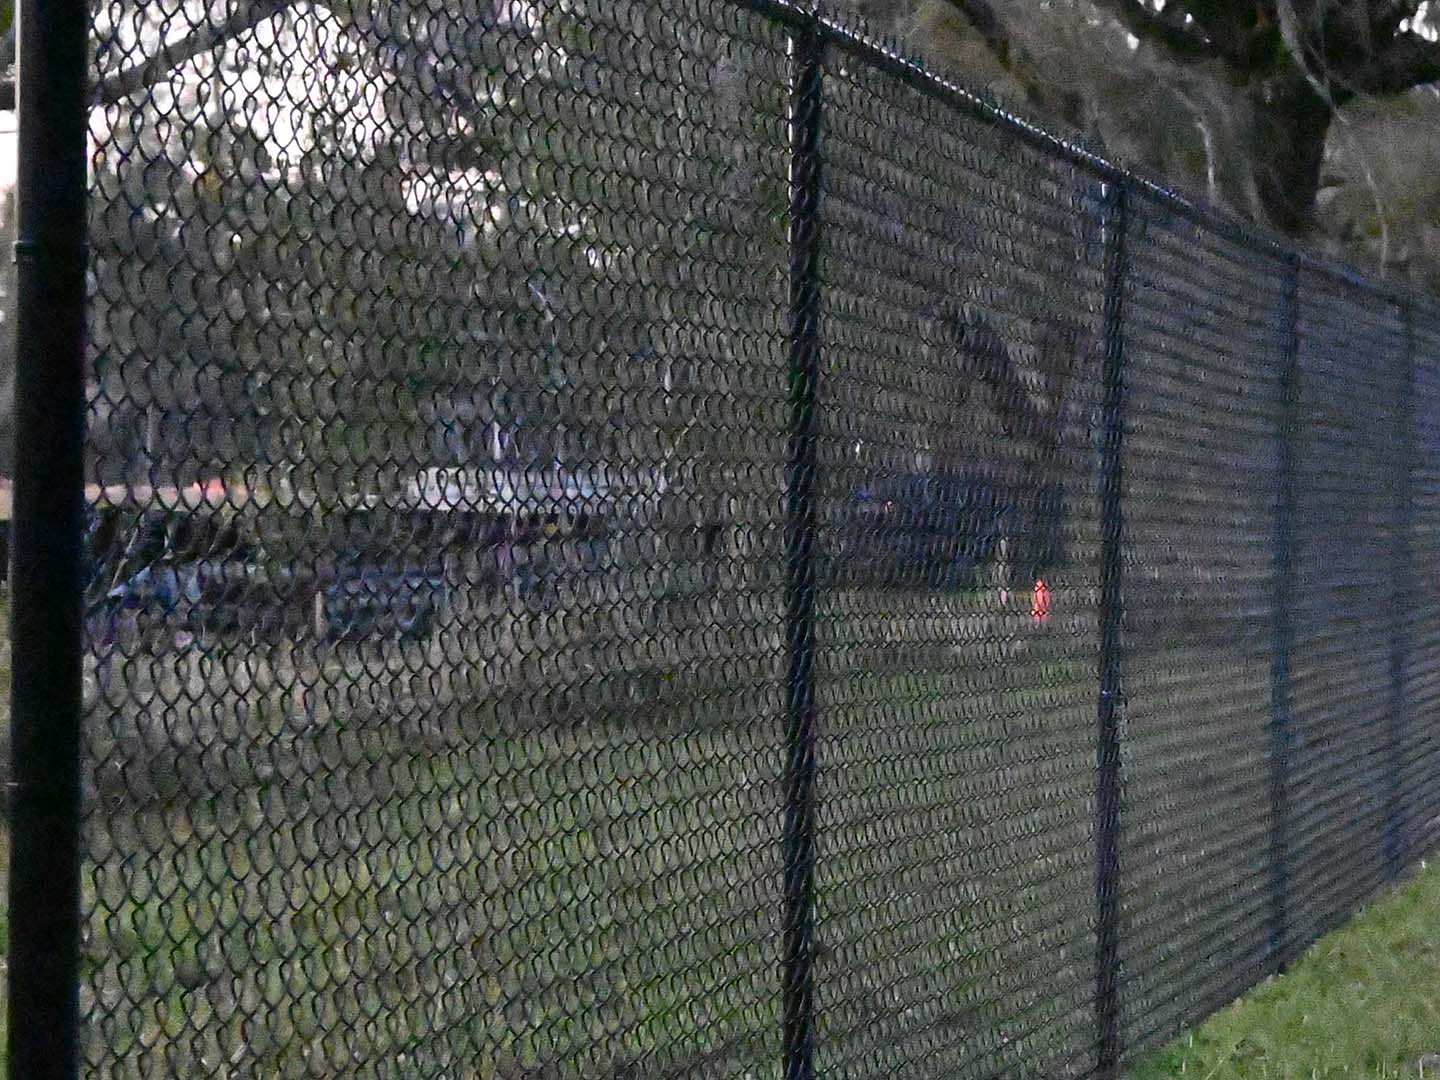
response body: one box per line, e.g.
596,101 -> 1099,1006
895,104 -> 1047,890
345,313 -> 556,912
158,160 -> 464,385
781,17 -> 824,1080
6,0 -> 91,1075
1094,178 -> 1128,1080
1386,302 -> 1415,878
1269,255 -> 1299,972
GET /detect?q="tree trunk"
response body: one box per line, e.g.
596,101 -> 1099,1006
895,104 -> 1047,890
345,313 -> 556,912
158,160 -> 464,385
1246,66 -> 1335,235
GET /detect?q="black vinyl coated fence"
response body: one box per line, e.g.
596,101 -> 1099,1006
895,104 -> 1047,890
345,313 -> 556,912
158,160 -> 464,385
8,0 -> 1440,1077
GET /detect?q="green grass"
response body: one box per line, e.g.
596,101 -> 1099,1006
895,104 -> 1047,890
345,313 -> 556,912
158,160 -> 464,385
1129,860 -> 1440,1079
60,586 -> 1106,1076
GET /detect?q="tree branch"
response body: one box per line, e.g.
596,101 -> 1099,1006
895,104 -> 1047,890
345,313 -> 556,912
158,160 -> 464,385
954,312 -> 1063,447
0,0 -> 295,111
1346,28 -> 1440,94
941,0 -> 1087,125
1091,0 -> 1223,61
1367,0 -> 1422,43
97,0 -> 294,106
942,0 -> 1024,68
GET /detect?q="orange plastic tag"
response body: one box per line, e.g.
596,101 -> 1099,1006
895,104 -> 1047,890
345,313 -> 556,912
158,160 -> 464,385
1032,579 -> 1051,625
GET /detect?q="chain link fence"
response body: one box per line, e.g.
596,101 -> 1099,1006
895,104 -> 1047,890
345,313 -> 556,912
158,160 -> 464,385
6,0 -> 1440,1076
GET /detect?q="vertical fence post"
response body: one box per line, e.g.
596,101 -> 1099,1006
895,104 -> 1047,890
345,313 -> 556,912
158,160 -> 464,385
6,0 -> 91,1075
1385,301 -> 1415,878
1094,178 -> 1128,1080
1269,255 -> 1299,973
781,17 -> 824,1080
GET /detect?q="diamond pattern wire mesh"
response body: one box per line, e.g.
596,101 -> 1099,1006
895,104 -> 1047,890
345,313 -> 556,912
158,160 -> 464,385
1117,198 -> 1287,1050
1286,273 -> 1407,960
24,0 -> 1437,1076
83,2 -> 792,1075
809,49 -> 1102,1079
1405,309 -> 1440,866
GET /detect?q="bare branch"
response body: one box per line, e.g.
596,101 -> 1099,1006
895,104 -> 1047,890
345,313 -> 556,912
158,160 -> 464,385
956,313 -> 1066,448
0,25 -> 14,109
1368,0 -> 1423,42
1091,0 -> 1223,62
96,0 -> 295,106
942,0 -> 1024,67
1347,28 -> 1440,94
0,0 -> 297,111
0,0 -> 495,128
1275,0 -> 1344,108
940,0 -> 1087,124
1171,84 -> 1219,202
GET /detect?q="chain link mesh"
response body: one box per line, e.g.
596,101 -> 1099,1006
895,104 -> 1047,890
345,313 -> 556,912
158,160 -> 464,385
809,52 -> 1103,1078
1287,273 -> 1408,956
1117,198 -> 1289,1048
1404,310 -> 1440,874
46,0 -> 1440,1075
85,2 -> 791,1075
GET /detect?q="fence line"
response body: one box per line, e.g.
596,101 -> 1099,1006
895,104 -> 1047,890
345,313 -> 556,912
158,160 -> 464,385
1387,305 -> 1417,880
1269,254 -> 1301,975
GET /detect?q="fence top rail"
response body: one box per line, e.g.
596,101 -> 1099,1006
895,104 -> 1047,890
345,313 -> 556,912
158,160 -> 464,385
732,0 -> 1434,314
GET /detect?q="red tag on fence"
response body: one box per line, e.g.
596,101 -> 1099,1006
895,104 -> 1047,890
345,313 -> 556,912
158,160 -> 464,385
1033,579 -> 1051,625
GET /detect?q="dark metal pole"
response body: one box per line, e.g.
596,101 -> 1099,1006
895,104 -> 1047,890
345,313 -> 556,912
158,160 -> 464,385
1094,179 -> 1128,1080
1385,302 -> 1415,878
1269,255 -> 1299,973
6,0 -> 90,1074
781,18 -> 824,1080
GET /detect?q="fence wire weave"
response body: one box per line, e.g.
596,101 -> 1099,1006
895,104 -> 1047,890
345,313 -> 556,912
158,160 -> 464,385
31,0 -> 1440,1076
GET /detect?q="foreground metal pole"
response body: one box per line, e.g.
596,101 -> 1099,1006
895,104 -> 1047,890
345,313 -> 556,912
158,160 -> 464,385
1093,179 -> 1128,1080
780,17 -> 824,1080
6,0 -> 90,1074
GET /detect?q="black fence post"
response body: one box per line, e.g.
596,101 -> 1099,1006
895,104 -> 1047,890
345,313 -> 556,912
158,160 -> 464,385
1094,178 -> 1128,1080
781,17 -> 824,1080
1269,255 -> 1299,973
6,0 -> 91,1076
1386,302 -> 1415,878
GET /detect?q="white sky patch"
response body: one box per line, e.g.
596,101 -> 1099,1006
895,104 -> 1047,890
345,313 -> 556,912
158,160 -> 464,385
1415,2 -> 1439,40
78,1 -> 396,183
0,123 -> 15,191
0,0 -> 520,256
1401,1 -> 1438,38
